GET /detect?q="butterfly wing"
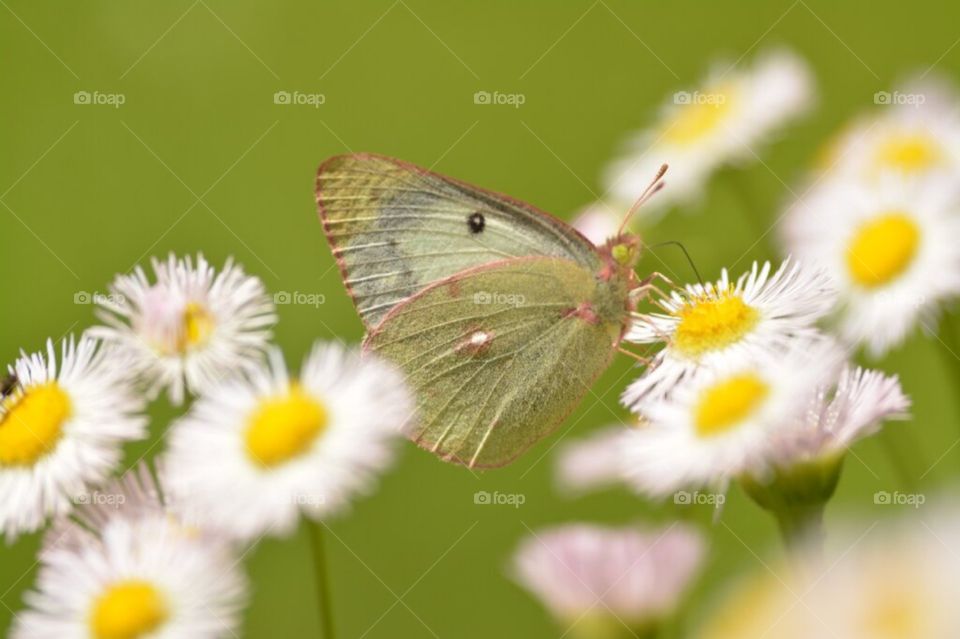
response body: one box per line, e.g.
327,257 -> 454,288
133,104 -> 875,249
316,153 -> 600,328
364,256 -> 621,469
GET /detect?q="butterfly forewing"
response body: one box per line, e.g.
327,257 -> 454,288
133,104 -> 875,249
316,154 -> 600,328
364,257 -> 621,468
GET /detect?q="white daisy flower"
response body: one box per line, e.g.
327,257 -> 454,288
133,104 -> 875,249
92,253 -> 277,405
163,342 -> 413,541
0,335 -> 147,542
623,259 -> 836,406
621,340 -> 844,498
12,464 -> 248,639
511,523 -> 704,638
604,48 -> 814,216
694,571 -> 815,639
783,175 -> 960,356
800,513 -> 960,639
818,76 -> 960,183
554,426 -> 634,496
770,365 -> 910,469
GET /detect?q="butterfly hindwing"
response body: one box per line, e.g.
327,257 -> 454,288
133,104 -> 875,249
364,256 -> 621,469
316,153 -> 600,328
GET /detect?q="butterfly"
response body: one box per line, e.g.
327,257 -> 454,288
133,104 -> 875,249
315,154 -> 665,469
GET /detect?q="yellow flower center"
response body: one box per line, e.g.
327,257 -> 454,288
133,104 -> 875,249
874,133 -> 941,174
91,580 -> 169,639
0,382 -> 71,467
846,212 -> 920,288
662,86 -> 736,145
695,374 -> 769,437
245,386 -> 328,467
672,292 -> 759,357
180,302 -> 215,351
862,585 -> 929,639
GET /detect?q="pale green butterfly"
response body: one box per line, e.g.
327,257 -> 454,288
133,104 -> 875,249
315,154 -> 665,469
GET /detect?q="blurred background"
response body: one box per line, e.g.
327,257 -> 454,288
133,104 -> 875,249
2,1 -> 959,636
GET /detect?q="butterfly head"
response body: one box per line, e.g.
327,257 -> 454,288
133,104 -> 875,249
608,234 -> 642,269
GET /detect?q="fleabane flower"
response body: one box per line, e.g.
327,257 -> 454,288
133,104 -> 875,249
783,175 -> 960,356
92,253 -> 277,405
0,335 -> 147,542
163,342 -> 413,541
623,259 -> 836,405
12,464 -> 248,639
555,426 -> 635,496
770,365 -> 910,469
604,48 -> 814,216
621,340 -> 844,498
817,76 -> 960,183
694,571 -> 816,639
511,523 -> 704,639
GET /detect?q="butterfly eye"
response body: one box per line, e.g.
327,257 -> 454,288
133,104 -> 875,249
612,244 -> 631,265
467,212 -> 486,234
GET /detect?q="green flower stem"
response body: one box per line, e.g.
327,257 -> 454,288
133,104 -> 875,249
741,457 -> 843,557
307,520 -> 336,639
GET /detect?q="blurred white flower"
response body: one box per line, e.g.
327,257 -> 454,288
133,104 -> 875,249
623,259 -> 836,406
770,365 -> 910,469
694,571 -> 815,639
511,522 -> 704,638
0,335 -> 147,542
555,426 -> 634,496
12,464 -> 248,639
818,76 -> 960,182
604,48 -> 814,216
698,507 -> 960,639
571,201 -> 624,246
92,253 -> 277,405
163,342 -> 413,541
621,339 -> 844,498
783,175 -> 960,356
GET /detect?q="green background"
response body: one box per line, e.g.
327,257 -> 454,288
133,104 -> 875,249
2,1 -> 959,637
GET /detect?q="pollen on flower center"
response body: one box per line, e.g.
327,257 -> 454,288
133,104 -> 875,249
245,386 -> 328,467
695,374 -> 769,437
875,133 -> 941,174
91,580 -> 168,639
663,86 -> 735,145
180,302 -> 215,350
0,382 -> 71,466
672,293 -> 759,357
846,212 -> 920,288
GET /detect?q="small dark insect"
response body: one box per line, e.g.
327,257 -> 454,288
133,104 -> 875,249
467,212 -> 485,234
0,373 -> 18,399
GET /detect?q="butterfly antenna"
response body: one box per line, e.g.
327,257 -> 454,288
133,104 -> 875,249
646,240 -> 704,286
617,163 -> 668,236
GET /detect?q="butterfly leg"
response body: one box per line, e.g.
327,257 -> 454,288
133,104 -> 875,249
617,345 -> 652,365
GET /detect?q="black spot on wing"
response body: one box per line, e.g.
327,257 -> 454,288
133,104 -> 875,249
467,212 -> 485,234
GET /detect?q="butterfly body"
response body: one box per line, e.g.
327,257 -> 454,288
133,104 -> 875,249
316,154 -> 644,468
